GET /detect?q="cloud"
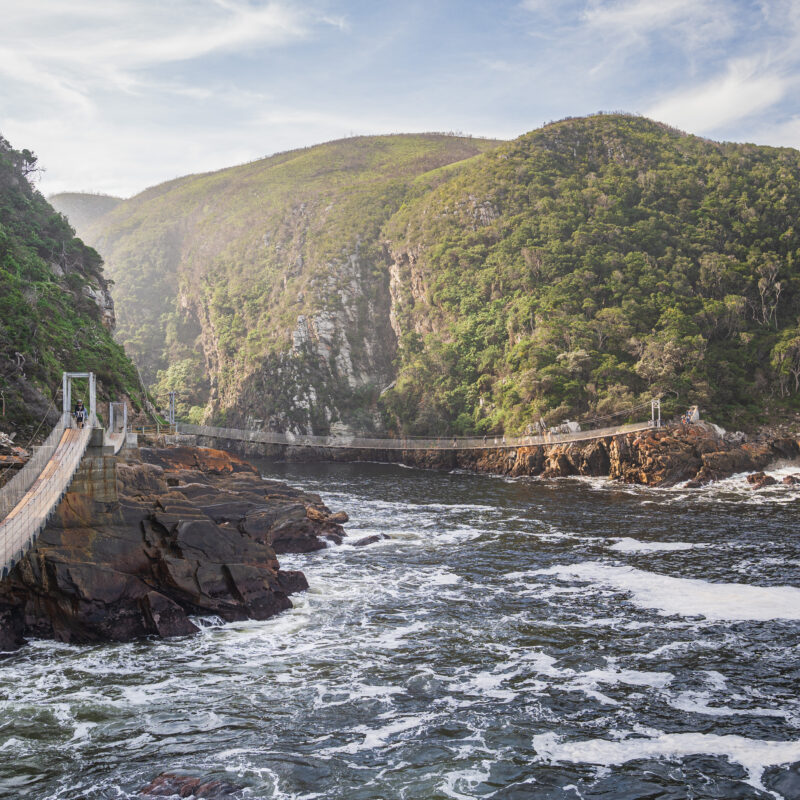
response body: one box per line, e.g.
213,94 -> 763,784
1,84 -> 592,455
645,58 -> 791,133
583,0 -> 713,33
0,1 -> 311,114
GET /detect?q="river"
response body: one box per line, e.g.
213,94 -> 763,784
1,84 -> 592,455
1,461 -> 800,799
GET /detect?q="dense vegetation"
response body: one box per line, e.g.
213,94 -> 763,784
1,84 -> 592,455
57,116 -> 800,434
0,135 -> 142,435
383,115 -> 800,432
57,135 -> 500,428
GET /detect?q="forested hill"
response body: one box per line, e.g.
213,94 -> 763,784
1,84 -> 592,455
49,193 -> 122,235
0,136 -> 142,436
383,115 -> 800,432
66,117 -> 800,434
64,134 -> 502,431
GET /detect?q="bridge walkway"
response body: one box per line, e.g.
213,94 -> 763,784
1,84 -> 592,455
177,420 -> 657,451
0,413 -> 127,579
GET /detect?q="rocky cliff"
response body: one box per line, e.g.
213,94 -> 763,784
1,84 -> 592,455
0,446 -> 347,652
53,115 -> 800,436
0,134 -> 143,438
52,135 -> 500,433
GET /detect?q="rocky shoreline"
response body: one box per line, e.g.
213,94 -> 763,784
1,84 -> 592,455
0,446 -> 348,653
195,422 -> 800,488
3,423 -> 798,651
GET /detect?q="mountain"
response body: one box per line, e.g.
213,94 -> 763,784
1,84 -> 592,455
0,135 -> 142,436
382,115 -> 800,432
69,117 -> 800,433
67,133 -> 501,430
48,192 -> 122,233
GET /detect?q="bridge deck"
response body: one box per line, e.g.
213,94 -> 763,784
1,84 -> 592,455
178,420 -> 656,450
0,422 -> 92,577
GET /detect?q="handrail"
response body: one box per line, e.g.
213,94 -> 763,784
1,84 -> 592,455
0,413 -> 94,577
0,412 -> 70,520
176,420 -> 656,451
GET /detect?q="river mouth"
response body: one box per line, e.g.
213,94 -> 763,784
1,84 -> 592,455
1,461 -> 799,799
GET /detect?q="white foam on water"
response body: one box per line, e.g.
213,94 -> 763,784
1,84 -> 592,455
608,537 -> 697,553
639,639 -> 723,659
375,621 -> 430,650
440,764 -> 492,800
430,570 -> 462,586
692,463 -> 800,505
533,730 -> 800,796
704,670 -> 728,690
0,737 -> 24,752
452,668 -> 522,702
321,714 -> 432,755
513,649 -> 673,706
667,691 -> 790,720
536,562 -> 800,621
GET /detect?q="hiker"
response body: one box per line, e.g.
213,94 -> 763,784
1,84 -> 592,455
74,400 -> 87,429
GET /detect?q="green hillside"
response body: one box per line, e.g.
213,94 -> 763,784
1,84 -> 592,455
383,115 -> 800,432
0,135 -> 143,436
76,134 -> 501,429
72,116 -> 800,434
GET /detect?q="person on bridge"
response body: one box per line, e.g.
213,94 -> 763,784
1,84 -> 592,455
74,400 -> 87,429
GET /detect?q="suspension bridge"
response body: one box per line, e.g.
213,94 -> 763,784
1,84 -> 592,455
0,373 -> 127,578
176,399 -> 666,451
0,377 -> 666,578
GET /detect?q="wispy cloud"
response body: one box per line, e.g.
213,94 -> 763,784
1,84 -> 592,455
3,1 -> 800,197
0,1 -> 312,113
646,57 -> 791,132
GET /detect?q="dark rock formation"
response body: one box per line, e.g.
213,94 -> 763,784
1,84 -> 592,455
140,772 -> 244,798
747,472 -> 778,489
200,424 -> 800,488
353,534 -> 391,547
0,447 -> 347,652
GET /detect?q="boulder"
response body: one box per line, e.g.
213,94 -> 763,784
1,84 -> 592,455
353,534 -> 391,547
747,472 -> 777,489
140,772 -> 243,798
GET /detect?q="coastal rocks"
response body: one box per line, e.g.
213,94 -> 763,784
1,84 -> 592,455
608,426 -> 800,487
141,773 -> 243,798
747,472 -> 778,489
0,604 -> 24,652
353,533 -> 391,547
0,447 -> 347,651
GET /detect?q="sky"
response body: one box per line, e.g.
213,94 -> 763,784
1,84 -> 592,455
1,0 -> 800,197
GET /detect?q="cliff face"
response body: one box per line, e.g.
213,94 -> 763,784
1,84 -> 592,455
59,135 -> 500,433
56,115 -> 800,436
0,135 -> 142,437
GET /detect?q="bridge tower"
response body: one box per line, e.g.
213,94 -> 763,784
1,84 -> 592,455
62,372 -> 96,423
651,398 -> 661,428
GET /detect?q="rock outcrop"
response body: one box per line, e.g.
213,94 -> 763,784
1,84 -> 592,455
203,425 -> 800,488
0,447 -> 347,652
141,772 -> 244,798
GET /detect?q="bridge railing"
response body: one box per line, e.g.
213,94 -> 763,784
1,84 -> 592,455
0,412 -> 70,520
176,420 -> 655,451
0,413 -> 95,577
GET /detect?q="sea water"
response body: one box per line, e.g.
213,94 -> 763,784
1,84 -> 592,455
0,461 -> 799,799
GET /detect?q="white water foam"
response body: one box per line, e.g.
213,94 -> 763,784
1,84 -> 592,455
667,691 -> 791,720
537,562 -> 800,621
533,730 -> 800,796
608,537 -> 697,553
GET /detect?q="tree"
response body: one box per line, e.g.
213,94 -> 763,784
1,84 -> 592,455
770,329 -> 800,395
